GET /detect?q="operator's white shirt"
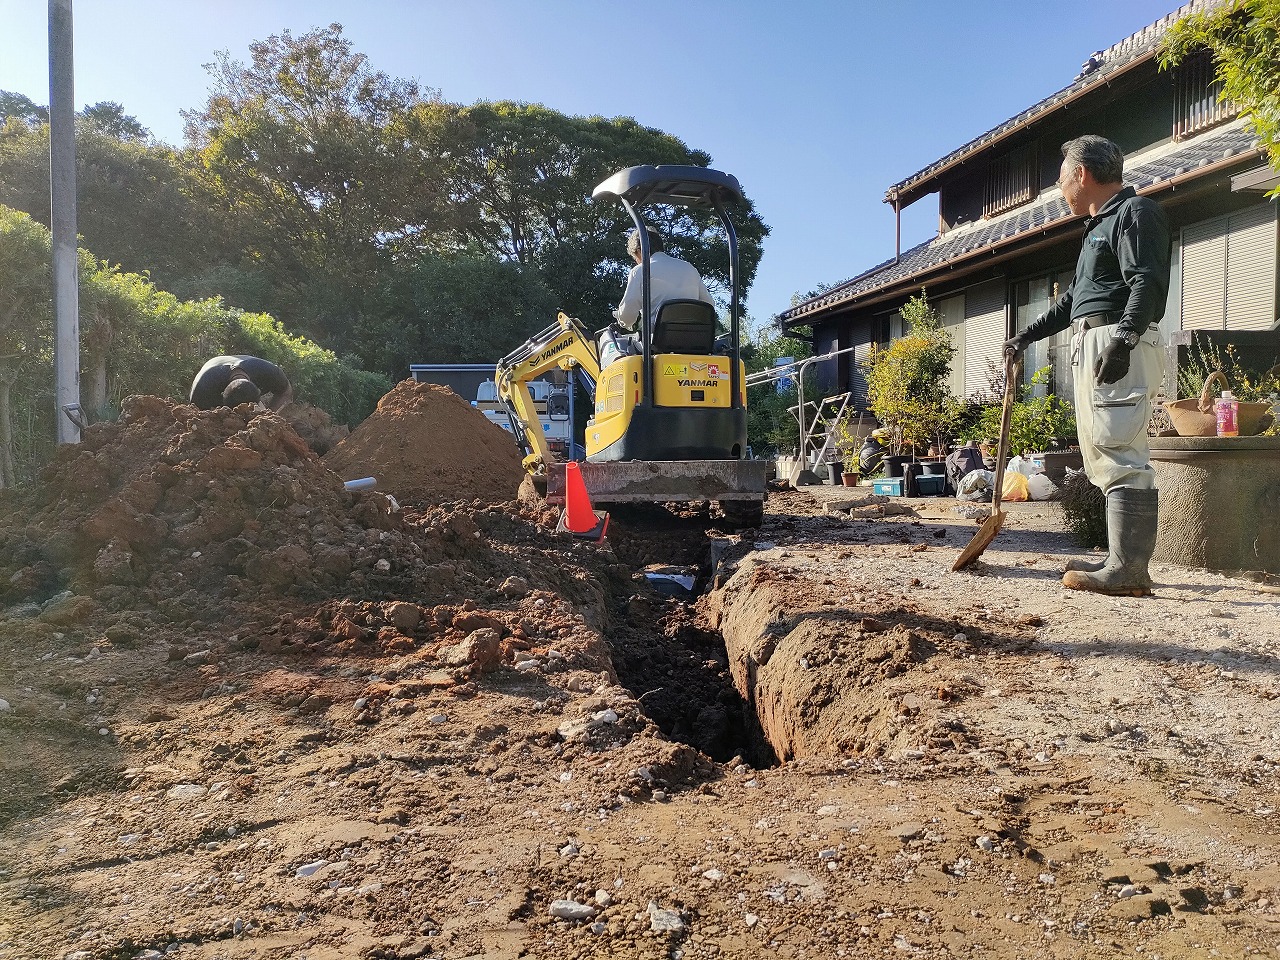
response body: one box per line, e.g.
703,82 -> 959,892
612,252 -> 714,333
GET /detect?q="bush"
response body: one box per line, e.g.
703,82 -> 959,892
228,310 -> 390,425
1057,468 -> 1107,548
959,365 -> 1076,455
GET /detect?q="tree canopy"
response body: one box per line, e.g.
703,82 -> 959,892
1161,0 -> 1280,178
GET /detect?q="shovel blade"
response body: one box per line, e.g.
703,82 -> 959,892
952,509 -> 1005,571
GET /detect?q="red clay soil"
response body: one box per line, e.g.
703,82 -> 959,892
323,381 -> 524,506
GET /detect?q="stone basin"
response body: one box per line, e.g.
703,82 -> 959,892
1150,435 -> 1280,575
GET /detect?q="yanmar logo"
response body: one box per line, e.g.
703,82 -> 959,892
678,379 -> 717,388
534,335 -> 574,365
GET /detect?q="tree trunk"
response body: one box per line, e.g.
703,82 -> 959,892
0,370 -> 15,488
86,353 -> 108,420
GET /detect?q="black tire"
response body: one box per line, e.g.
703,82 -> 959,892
719,499 -> 764,529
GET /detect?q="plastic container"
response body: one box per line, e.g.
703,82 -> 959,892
1215,390 -> 1239,437
872,478 -> 904,496
914,474 -> 946,496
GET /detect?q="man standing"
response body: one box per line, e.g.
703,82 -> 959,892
601,227 -> 714,366
1004,135 -> 1171,596
189,355 -> 293,412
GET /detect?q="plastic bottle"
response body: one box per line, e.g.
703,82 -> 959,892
1215,390 -> 1239,437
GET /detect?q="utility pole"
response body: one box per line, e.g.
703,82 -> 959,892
49,0 -> 83,444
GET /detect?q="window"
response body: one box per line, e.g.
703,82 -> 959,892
1015,271 -> 1075,398
1174,50 -> 1237,141
983,144 -> 1037,218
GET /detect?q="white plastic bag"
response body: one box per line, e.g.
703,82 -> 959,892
1027,473 -> 1059,501
956,468 -> 995,502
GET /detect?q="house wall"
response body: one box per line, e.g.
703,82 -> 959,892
939,65 -> 1176,234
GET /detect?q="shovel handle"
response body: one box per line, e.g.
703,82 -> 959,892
989,355 -> 1020,516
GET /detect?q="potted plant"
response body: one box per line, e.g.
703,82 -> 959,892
959,364 -> 1077,459
839,446 -> 860,486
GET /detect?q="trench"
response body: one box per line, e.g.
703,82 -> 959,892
602,503 -> 777,769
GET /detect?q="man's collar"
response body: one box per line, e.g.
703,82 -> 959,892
1086,185 -> 1136,227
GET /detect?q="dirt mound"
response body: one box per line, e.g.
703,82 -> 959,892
0,395 -> 405,618
323,380 -> 524,506
283,401 -> 349,455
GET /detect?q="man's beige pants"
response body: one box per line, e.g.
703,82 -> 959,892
1071,320 -> 1163,494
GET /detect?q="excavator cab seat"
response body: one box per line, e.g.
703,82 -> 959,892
652,299 -> 717,355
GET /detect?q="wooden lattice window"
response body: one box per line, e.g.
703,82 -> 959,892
983,144 -> 1037,218
1174,50 -> 1237,140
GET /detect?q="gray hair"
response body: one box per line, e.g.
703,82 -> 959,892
626,226 -> 664,259
1061,135 -> 1125,185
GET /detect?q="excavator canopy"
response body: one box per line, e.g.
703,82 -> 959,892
591,165 -> 743,210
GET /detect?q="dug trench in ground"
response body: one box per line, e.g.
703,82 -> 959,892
3,393 -> 1279,959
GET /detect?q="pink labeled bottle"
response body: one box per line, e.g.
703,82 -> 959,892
1215,390 -> 1239,437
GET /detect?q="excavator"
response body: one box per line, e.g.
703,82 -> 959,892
495,165 -> 767,526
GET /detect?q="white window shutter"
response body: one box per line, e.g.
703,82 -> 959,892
1224,202 -> 1277,331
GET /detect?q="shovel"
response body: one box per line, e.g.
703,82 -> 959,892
953,354 -> 1020,571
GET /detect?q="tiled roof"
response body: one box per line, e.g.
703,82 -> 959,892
885,0 -> 1224,204
779,125 -> 1260,327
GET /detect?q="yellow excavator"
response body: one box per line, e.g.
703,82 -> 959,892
495,165 -> 767,526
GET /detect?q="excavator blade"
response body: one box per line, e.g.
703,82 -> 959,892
545,459 -> 768,505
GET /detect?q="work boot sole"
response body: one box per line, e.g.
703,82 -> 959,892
1061,570 -> 1152,596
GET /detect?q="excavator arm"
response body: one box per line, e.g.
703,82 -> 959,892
495,312 -> 601,475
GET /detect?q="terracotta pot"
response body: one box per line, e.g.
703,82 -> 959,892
841,471 -> 860,487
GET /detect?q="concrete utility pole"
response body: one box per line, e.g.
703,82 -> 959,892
49,0 -> 83,444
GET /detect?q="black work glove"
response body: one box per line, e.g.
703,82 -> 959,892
1002,332 -> 1031,360
1094,338 -> 1131,385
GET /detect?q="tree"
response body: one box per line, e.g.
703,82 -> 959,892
1161,0 -> 1280,181
743,319 -> 814,457
0,106 -> 232,293
182,23 -> 449,353
79,101 -> 150,142
0,90 -> 47,128
406,100 -> 770,324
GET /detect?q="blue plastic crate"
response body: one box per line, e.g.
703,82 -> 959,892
872,478 -> 903,496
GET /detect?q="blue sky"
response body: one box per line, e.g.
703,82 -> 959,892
2,0 -> 1181,326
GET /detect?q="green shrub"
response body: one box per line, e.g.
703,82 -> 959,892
1057,468 -> 1107,548
863,292 -> 960,455
959,365 -> 1076,455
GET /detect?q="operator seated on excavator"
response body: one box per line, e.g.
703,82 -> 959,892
598,226 -> 715,368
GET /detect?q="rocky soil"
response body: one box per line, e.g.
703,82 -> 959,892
1,397 -> 1278,959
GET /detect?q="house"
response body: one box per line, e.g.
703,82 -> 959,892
777,0 -> 1278,407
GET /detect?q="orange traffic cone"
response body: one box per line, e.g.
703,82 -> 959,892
558,461 -> 609,542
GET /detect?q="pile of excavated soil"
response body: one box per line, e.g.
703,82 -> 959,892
0,396 -> 411,618
324,381 -> 524,506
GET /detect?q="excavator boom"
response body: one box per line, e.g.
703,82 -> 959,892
495,312 -> 600,475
